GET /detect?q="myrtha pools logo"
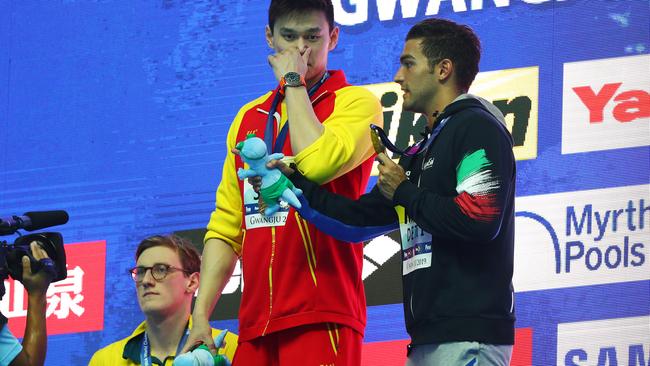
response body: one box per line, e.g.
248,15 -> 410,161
512,184 -> 648,292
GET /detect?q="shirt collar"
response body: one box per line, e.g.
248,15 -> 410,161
122,316 -> 194,364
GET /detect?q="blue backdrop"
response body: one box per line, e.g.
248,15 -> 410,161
1,0 -> 648,365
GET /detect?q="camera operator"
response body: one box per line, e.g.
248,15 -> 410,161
0,241 -> 53,366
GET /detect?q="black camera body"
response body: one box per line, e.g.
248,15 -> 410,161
0,232 -> 68,284
0,211 -> 70,300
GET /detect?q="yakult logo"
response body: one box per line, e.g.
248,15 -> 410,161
573,82 -> 649,124
562,55 -> 650,154
558,316 -> 650,366
513,185 -> 649,292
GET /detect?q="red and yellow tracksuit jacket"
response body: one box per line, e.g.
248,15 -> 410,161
205,70 -> 382,342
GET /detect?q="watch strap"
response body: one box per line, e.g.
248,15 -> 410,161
279,72 -> 306,95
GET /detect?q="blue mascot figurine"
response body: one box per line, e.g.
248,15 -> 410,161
235,134 -> 302,216
173,330 -> 231,366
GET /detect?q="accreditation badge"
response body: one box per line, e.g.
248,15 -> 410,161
396,206 -> 432,275
241,157 -> 294,229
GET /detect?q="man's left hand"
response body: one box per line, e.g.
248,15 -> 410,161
21,241 -> 53,296
376,153 -> 407,201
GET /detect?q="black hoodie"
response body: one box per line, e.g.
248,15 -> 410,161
290,95 -> 516,345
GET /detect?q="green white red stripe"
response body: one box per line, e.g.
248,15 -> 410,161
454,149 -> 501,222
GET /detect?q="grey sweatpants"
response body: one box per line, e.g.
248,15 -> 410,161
405,341 -> 513,366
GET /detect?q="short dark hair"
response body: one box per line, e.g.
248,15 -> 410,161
135,234 -> 201,275
406,18 -> 481,91
268,0 -> 335,33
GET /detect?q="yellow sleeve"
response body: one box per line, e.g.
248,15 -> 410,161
88,351 -> 104,366
293,86 -> 382,184
204,94 -> 269,254
88,342 -> 130,366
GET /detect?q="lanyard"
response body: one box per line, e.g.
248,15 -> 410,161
141,327 -> 190,366
264,72 -> 330,154
412,116 -> 451,156
370,115 -> 451,157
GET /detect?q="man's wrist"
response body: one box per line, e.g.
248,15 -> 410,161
27,291 -> 47,302
392,179 -> 415,206
279,72 -> 306,95
192,309 -> 210,322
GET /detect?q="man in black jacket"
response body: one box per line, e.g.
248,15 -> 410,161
269,18 -> 516,365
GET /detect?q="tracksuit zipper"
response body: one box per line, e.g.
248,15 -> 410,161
262,226 -> 276,336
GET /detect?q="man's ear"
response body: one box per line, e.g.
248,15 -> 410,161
436,59 -> 454,82
265,25 -> 274,49
328,26 -> 340,51
186,272 -> 200,293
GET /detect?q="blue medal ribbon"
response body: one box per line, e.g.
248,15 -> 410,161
141,327 -> 190,366
370,116 -> 451,158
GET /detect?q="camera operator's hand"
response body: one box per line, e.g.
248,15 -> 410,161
9,241 -> 53,366
20,242 -> 53,295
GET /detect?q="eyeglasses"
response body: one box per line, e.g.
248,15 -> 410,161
128,263 -> 192,282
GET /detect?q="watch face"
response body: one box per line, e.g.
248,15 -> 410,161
284,72 -> 302,86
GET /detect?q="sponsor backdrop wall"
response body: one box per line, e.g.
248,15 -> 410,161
1,0 -> 648,365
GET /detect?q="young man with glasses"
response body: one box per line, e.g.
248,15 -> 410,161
89,235 -> 237,365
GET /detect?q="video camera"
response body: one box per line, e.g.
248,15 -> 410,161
0,211 -> 69,299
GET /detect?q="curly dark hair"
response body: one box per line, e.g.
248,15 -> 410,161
407,18 -> 481,92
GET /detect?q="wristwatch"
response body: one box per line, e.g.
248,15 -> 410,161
280,72 -> 306,94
